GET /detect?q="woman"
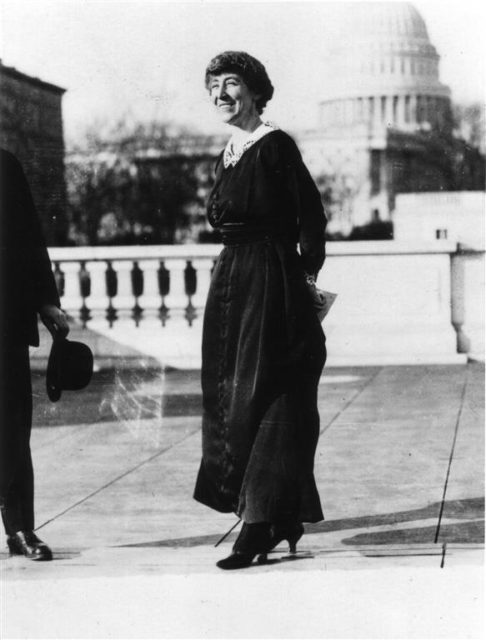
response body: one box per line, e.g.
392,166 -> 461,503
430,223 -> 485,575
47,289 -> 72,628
193,51 -> 327,569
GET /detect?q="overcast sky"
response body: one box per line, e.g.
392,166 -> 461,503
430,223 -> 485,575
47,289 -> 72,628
1,0 -> 485,145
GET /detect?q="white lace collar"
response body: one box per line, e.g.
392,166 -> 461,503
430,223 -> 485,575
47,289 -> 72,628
223,121 -> 279,168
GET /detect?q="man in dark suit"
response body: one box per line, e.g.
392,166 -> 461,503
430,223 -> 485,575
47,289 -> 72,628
0,148 -> 69,560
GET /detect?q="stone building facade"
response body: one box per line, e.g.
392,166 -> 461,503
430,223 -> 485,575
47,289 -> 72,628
298,2 -> 484,236
0,61 -> 67,244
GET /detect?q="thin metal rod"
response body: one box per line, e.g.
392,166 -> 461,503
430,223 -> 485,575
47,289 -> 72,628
434,369 -> 469,544
440,542 -> 447,568
214,519 -> 242,547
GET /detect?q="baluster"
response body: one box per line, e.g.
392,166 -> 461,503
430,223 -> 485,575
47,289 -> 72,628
164,259 -> 186,322
105,261 -> 118,327
138,260 -> 159,322
79,261 -> 91,328
131,261 -> 144,327
62,262 -> 83,319
53,261 -> 65,298
193,258 -> 212,312
87,261 -> 108,323
184,260 -> 197,326
158,260 -> 170,326
113,261 -> 133,323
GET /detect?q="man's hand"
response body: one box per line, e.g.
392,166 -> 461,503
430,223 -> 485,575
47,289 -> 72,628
40,304 -> 70,339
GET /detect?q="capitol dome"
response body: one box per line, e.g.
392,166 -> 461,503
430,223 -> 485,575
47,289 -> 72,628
319,2 -> 452,134
339,2 -> 430,45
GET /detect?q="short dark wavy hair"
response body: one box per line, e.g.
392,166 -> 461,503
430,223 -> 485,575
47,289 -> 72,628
205,51 -> 274,115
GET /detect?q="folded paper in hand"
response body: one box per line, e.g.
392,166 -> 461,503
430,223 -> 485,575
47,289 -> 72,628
307,285 -> 337,322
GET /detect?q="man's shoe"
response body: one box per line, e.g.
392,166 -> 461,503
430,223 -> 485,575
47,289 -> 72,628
7,531 -> 53,561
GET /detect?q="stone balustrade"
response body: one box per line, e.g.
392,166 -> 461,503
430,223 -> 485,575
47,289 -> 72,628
48,241 -> 484,366
50,245 -> 219,328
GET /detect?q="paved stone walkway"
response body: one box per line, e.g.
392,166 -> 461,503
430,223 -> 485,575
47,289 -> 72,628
1,361 -> 484,638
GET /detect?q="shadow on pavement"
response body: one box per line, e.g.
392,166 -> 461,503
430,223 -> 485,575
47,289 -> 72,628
306,497 -> 484,533
115,497 -> 484,549
0,550 -> 83,561
342,520 -> 484,546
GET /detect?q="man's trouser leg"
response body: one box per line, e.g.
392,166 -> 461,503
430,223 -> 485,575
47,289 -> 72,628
0,345 -> 34,535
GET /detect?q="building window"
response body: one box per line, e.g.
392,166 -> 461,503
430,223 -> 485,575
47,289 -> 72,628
370,150 -> 381,195
404,95 -> 411,122
436,229 -> 448,239
436,99 -> 443,128
401,152 -> 413,192
427,96 -> 433,127
417,95 -> 423,123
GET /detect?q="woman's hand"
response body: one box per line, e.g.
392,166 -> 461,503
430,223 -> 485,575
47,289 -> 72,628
40,304 -> 70,339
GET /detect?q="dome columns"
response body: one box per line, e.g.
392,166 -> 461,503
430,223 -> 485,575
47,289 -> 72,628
320,91 -> 451,134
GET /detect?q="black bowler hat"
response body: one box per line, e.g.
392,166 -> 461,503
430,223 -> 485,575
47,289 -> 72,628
46,337 -> 94,402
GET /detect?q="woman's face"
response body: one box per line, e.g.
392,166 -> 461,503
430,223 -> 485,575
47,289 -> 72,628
208,72 -> 259,128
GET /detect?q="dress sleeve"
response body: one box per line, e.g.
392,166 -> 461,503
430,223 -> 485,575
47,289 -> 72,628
261,132 -> 327,276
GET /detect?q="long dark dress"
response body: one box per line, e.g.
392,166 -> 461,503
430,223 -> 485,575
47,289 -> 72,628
193,130 -> 327,524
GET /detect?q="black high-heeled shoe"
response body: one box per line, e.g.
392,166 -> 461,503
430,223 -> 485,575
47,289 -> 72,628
7,531 -> 53,561
269,522 -> 304,554
216,522 -> 272,570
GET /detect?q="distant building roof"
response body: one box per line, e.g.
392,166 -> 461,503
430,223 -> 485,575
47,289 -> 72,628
0,60 -> 65,94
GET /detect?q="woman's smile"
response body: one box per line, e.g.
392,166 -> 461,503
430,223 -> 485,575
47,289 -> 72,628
209,72 -> 261,131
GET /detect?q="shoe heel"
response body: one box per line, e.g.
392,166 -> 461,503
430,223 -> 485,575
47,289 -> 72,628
288,526 -> 304,554
257,553 -> 268,564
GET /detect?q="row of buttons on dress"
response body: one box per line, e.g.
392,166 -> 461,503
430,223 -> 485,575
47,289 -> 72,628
208,196 -> 234,227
